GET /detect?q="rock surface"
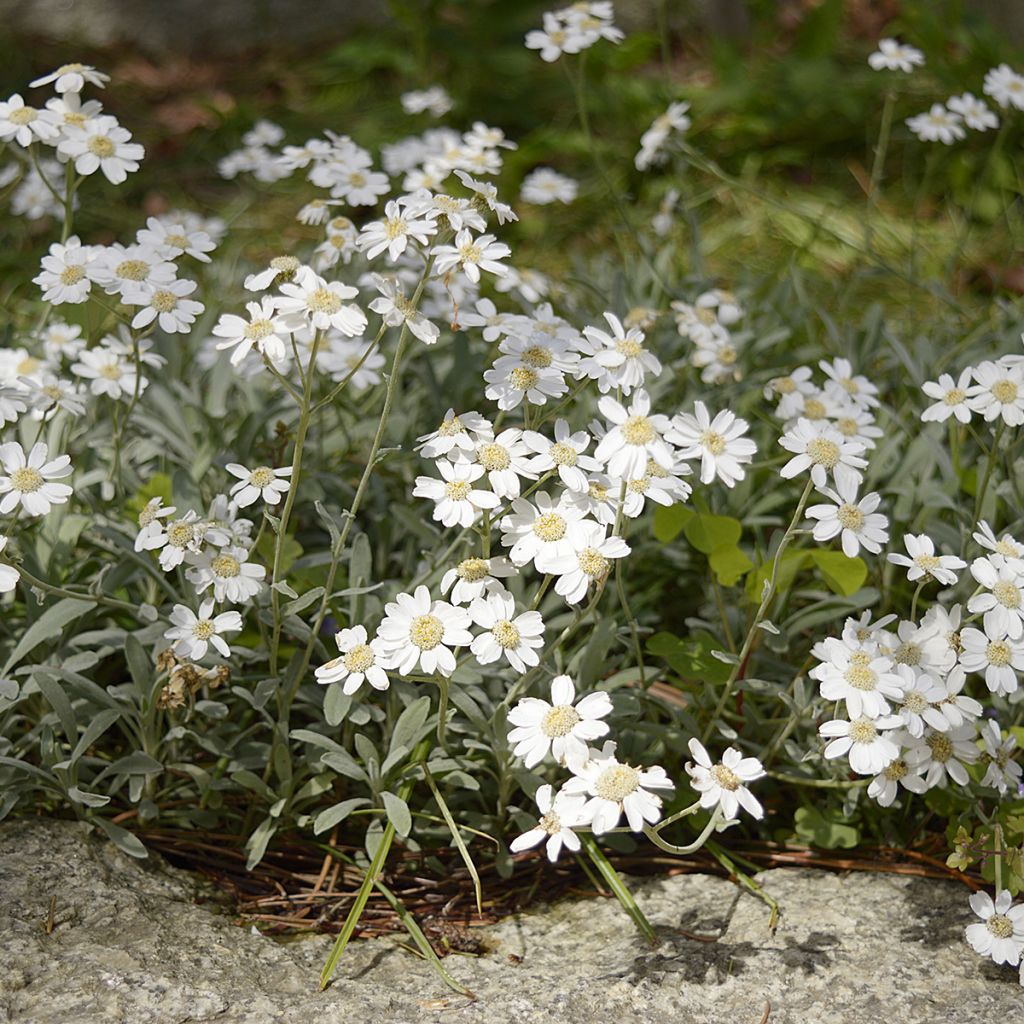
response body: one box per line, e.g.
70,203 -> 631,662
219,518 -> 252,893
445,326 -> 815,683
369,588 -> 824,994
0,818 -> 1017,1023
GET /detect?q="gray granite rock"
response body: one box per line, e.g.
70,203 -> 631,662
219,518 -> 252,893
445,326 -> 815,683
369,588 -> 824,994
0,818 -> 1017,1023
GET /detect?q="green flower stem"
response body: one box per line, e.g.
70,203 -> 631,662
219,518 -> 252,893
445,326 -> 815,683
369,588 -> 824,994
973,421 -> 1006,526
767,770 -> 868,789
581,834 -> 657,944
865,88 -> 896,255
701,477 -> 814,745
643,805 -> 721,856
5,561 -> 138,613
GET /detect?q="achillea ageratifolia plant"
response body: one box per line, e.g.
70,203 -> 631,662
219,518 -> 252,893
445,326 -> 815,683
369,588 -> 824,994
2,4 -> 1024,992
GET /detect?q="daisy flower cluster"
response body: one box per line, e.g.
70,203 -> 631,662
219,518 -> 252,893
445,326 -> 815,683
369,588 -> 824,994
920,347 -> 1024,427
525,3 -> 623,64
671,289 -> 746,384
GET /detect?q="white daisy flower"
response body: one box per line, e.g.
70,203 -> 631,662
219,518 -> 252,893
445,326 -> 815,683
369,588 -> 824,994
33,236 -> 97,305
578,312 -> 661,395
520,166 -> 578,203
368,273 -> 439,344
152,511 -> 205,570
129,279 -> 205,334
468,591 -> 544,673
819,714 -> 903,775
71,346 -> 146,401
887,534 -> 966,587
563,741 -> 673,834
906,104 -> 964,144
593,389 -> 673,480
315,625 -> 390,694
779,418 -> 867,491
868,38 -> 924,73
57,115 -> 144,184
522,420 -> 600,493
685,739 -> 766,820
979,720 -> 1022,795
499,491 -> 591,572
186,545 -> 266,604
921,369 -> 973,423
413,460 -> 499,528
973,521 -> 1024,574
212,299 -> 291,366
136,215 -> 217,262
805,479 -> 889,557
30,62 -> 110,94
892,665 -> 949,737
984,63 -> 1024,111
0,442 -> 73,517
0,535 -> 20,593
947,93 -> 999,131
967,556 -> 1024,640
510,784 -> 589,863
401,85 -> 452,117
90,243 -> 177,298
483,359 -> 567,410
542,520 -> 630,606
225,463 -> 292,508
465,428 -> 536,499
959,627 -> 1024,695
904,724 -> 978,788
319,335 -> 386,390
966,890 -> 1024,967
134,497 -> 176,552
967,361 -> 1024,425
866,750 -> 929,808
931,665 -> 983,730
415,408 -> 492,460
667,401 -> 757,488
453,170 -> 518,225
357,199 -> 437,262
244,256 -> 304,292
0,93 -> 60,147
431,229 -> 510,283
274,267 -> 366,337
376,586 -> 472,677
164,599 -> 243,660
456,297 -> 514,341
812,642 -> 904,719
440,555 -> 516,605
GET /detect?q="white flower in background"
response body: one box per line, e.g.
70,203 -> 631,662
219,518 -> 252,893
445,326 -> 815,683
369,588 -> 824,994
468,428 -> 536,499
275,268 -> 366,336
984,63 -> 1024,111
968,556 -> 1024,639
819,358 -> 879,408
893,665 -> 948,737
545,520 -> 630,605
867,748 -> 928,806
357,199 -> 437,262
415,408 -> 492,460
594,389 -> 673,480
453,170 -> 518,225
805,479 -> 889,557
440,555 -> 515,605
468,591 -> 544,672
868,38 -> 924,73
201,494 -> 253,549
213,299 -> 291,365
369,274 -> 439,344
819,714 -> 902,774
40,320 -> 85,362
315,625 -> 390,694
765,365 -> 816,419
525,12 -> 584,63
130,279 -> 205,334
2,383 -> 31,421
245,256 -> 302,292
635,101 -> 691,171
974,521 -> 1024,574
967,361 -> 1024,425
966,890 -> 1024,966
959,627 -> 1024,695
320,335 -> 386,389
137,215 -> 217,262
499,491 -> 590,571
520,167 -> 578,205
921,369 -> 973,423
887,534 -> 966,587
685,739 -> 766,820
522,420 -> 600,492
0,535 -> 20,593
564,741 -> 673,834
579,312 -> 661,394
165,599 -> 242,660
905,724 -> 979,787
0,442 -> 72,516
401,86 -> 453,117
667,402 -> 756,488
947,93 -> 998,131
979,720 -> 1022,795
71,346 -> 146,401
0,94 -> 60,146
58,115 -> 144,183
30,62 -> 110,93
906,104 -> 964,145
376,585 -> 472,677
186,545 -> 266,604
33,236 -> 96,305
510,784 -> 589,863
413,459 -> 499,528
431,229 -> 510,282
225,463 -> 292,508
779,419 -> 867,490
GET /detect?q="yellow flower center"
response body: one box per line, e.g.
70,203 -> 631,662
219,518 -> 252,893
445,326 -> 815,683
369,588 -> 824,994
578,547 -> 609,579
521,345 -> 553,368
455,557 -> 489,582
99,362 -> 122,380
944,388 -> 965,405
926,732 -> 953,762
458,241 -> 483,264
710,763 -> 740,791
594,764 -> 640,802
492,619 -> 521,648
539,811 -> 562,835
621,415 -> 655,446
837,504 -> 864,531
167,522 -> 195,546
542,704 -> 581,738
894,642 -> 921,666
803,398 -> 827,420
343,643 -> 375,673
848,718 -> 877,744
509,367 -> 539,392
249,467 -> 275,487
836,418 -> 859,437
987,640 -> 1012,667
616,338 -> 643,359
844,664 -> 876,691
700,430 -> 726,456
993,581 -> 1021,609
10,467 -> 43,493
409,613 -> 444,650
193,620 -> 215,640
116,259 -> 150,281
992,379 -> 1019,404
60,265 -> 85,286
8,106 -> 36,125
270,256 -> 300,277
806,437 -> 840,468
533,512 -> 566,542
549,442 -> 577,466
477,443 -> 510,471
987,915 -> 1014,939
914,554 -> 940,572
150,290 -> 178,313
444,480 -> 471,500
307,287 -> 342,314
245,319 -> 274,341
884,758 -> 908,781
87,135 -> 116,158
902,691 -> 928,713
774,376 -> 796,395
437,416 -> 462,437
212,554 -> 241,578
